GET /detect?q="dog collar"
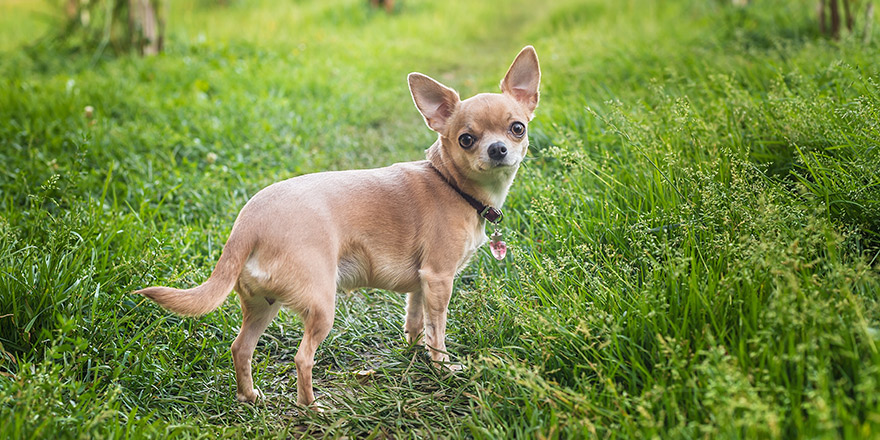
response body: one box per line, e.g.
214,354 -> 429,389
429,164 -> 504,224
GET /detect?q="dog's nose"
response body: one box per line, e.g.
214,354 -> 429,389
487,142 -> 508,161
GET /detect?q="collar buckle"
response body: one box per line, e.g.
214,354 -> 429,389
480,206 -> 504,224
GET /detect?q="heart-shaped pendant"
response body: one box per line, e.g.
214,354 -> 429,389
490,230 -> 507,260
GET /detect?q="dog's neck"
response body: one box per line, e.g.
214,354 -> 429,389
426,140 -> 517,209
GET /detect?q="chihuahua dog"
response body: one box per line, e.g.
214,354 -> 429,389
136,46 -> 540,406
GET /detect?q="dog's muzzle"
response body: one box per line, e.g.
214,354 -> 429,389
487,141 -> 508,161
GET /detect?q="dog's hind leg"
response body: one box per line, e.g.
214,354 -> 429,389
231,292 -> 281,403
294,291 -> 336,406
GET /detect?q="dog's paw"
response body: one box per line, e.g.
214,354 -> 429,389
296,398 -> 327,412
404,329 -> 425,346
446,362 -> 464,372
310,400 -> 328,413
430,357 -> 464,372
236,388 -> 264,403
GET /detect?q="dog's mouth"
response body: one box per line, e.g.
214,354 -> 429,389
476,158 -> 520,173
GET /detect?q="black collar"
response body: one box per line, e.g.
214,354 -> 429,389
429,163 -> 504,224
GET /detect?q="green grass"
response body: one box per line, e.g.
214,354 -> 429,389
1,0 -> 880,438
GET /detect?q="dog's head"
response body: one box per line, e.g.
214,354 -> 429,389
409,46 -> 540,185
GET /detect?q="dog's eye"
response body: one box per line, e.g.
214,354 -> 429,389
509,122 -> 526,138
458,133 -> 476,149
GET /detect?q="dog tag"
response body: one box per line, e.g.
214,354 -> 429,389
489,229 -> 507,260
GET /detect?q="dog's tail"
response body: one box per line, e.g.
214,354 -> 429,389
134,228 -> 254,316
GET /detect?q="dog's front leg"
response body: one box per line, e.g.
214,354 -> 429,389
418,268 -> 459,370
404,291 -> 425,345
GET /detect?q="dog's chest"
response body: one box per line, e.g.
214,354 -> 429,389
456,223 -> 489,273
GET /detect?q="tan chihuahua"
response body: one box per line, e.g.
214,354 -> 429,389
136,46 -> 540,406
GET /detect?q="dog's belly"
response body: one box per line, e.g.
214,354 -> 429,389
336,252 -> 422,293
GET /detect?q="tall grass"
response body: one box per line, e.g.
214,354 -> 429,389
1,0 -> 878,438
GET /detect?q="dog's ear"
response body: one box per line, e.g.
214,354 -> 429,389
408,73 -> 460,133
500,45 -> 541,118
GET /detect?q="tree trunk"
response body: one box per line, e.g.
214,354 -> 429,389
129,0 -> 161,55
843,0 -> 855,32
830,0 -> 841,38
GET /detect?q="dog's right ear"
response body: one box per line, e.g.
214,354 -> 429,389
501,45 -> 541,118
408,73 -> 460,133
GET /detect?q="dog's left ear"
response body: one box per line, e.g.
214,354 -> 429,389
500,45 -> 541,118
409,73 -> 461,133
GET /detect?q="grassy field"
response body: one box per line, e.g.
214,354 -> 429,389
1,0 -> 880,438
